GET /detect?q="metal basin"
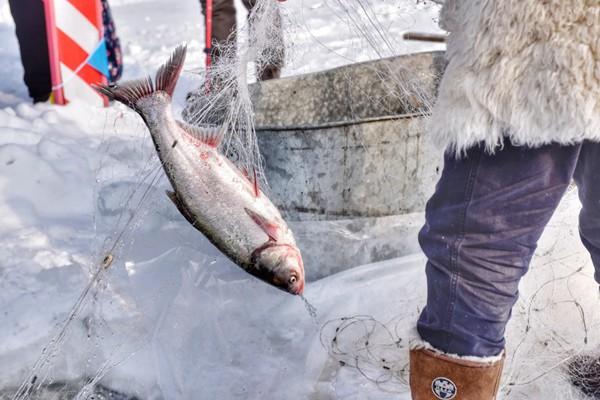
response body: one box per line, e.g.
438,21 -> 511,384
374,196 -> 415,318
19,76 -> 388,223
252,51 -> 446,221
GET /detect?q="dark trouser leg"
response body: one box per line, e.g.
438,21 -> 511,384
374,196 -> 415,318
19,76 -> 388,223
199,0 -> 237,61
417,141 -> 581,357
199,0 -> 284,80
574,142 -> 600,283
8,0 -> 51,102
241,0 -> 284,80
101,0 -> 123,83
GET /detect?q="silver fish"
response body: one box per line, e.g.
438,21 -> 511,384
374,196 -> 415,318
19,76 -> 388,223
95,45 -> 305,295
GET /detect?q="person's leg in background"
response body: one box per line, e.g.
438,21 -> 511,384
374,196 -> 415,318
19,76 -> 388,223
411,141 -> 582,399
241,0 -> 284,80
199,0 -> 237,62
8,0 -> 51,103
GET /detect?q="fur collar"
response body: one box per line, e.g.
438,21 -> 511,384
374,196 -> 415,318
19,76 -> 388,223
430,1 -> 600,156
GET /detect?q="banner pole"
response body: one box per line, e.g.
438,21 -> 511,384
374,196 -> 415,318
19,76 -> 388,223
95,0 -> 109,106
42,0 -> 65,105
204,0 -> 213,93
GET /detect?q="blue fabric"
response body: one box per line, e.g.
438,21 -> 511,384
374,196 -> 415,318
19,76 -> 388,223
87,39 -> 109,78
416,140 -> 600,357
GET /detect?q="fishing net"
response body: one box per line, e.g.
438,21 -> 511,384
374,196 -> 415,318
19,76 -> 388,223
3,1 -> 599,400
182,0 -> 444,187
182,0 -> 285,181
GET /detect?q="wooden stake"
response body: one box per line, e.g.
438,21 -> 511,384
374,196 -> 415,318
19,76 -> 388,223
403,32 -> 447,43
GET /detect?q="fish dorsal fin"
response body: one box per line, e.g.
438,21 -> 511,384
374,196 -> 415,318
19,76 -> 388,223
177,121 -> 225,147
245,208 -> 279,242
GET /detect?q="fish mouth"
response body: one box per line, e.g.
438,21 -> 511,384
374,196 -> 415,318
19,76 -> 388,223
292,280 -> 305,295
270,270 -> 304,295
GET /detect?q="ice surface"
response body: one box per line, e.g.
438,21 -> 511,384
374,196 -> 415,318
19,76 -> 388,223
0,0 -> 597,399
290,214 -> 423,281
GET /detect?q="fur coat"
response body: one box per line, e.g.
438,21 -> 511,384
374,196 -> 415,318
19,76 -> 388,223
430,1 -> 600,155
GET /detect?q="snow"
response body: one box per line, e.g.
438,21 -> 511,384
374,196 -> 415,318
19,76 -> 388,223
0,0 -> 597,399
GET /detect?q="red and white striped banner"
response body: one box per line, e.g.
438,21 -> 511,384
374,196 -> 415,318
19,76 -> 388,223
44,0 -> 109,106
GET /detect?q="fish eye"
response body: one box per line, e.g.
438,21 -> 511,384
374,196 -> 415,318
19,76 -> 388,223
289,275 -> 297,284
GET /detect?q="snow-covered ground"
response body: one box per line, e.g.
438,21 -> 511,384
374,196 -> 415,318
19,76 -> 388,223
0,1 -> 598,399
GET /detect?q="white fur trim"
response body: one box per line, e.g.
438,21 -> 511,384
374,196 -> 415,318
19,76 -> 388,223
430,1 -> 600,156
409,329 -> 504,364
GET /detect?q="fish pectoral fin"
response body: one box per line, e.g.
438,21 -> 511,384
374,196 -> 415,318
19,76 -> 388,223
166,190 -> 199,228
244,207 -> 280,242
252,168 -> 260,197
241,167 -> 260,198
176,120 -> 226,148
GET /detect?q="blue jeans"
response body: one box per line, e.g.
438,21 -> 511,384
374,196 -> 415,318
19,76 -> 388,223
417,140 -> 600,357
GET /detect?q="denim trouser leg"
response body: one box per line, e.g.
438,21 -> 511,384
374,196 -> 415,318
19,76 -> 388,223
574,142 -> 600,284
417,142 -> 581,357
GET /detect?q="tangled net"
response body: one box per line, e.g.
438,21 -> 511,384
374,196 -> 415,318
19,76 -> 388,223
183,0 -> 444,191
183,0 -> 286,183
320,315 -> 410,394
568,354 -> 600,399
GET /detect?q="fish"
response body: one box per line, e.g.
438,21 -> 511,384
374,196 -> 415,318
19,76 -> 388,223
94,45 -> 305,295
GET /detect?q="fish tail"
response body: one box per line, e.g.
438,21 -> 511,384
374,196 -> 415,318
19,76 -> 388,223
93,44 -> 187,112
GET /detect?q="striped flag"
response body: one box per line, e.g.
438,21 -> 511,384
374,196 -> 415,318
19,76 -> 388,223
44,0 -> 109,106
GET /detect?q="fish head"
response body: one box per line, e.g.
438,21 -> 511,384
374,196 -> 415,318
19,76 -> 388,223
252,244 -> 305,295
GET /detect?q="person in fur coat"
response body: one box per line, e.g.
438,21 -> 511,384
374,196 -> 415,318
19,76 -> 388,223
410,1 -> 600,399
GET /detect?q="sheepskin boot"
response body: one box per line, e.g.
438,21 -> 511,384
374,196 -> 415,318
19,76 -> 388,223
409,347 -> 504,400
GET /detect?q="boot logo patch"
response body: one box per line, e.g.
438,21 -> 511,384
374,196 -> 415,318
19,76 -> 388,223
431,377 -> 457,399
